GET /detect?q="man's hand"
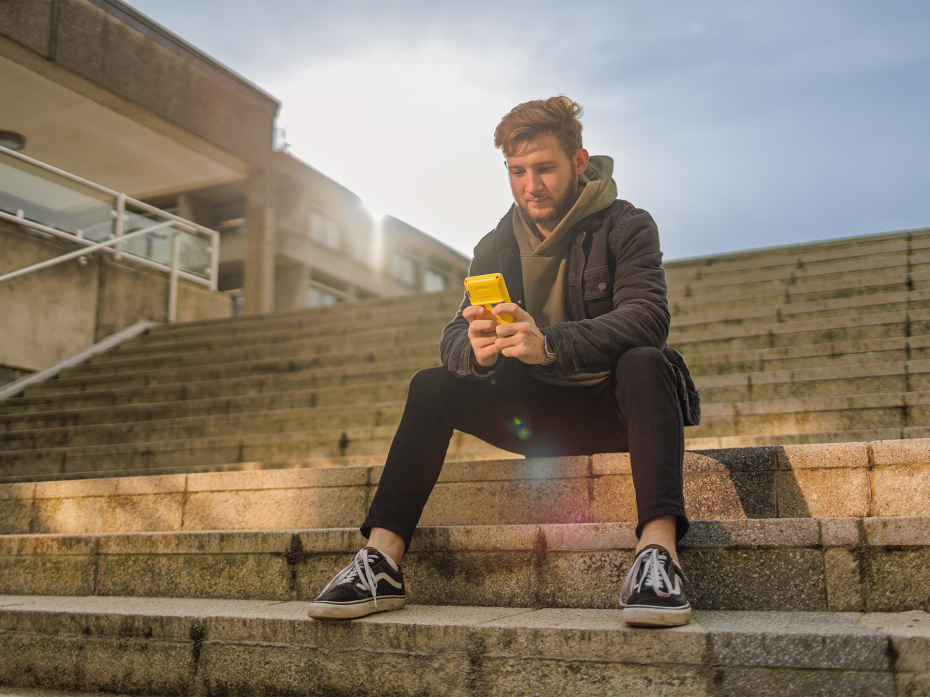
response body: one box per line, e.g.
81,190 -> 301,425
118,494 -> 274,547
491,303 -> 547,365
464,305 -> 502,367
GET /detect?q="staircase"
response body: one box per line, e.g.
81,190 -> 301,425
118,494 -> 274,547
1,228 -> 929,696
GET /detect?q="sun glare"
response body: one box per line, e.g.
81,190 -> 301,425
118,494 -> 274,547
268,56 -> 516,255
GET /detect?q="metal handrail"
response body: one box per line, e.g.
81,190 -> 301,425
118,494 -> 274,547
0,143 -> 220,292
0,218 -> 177,282
0,210 -> 209,287
0,320 -> 158,401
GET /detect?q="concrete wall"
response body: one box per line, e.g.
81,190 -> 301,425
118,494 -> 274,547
0,0 -> 277,170
0,220 -> 231,374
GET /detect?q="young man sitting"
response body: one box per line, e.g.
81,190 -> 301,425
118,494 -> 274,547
308,95 -> 700,628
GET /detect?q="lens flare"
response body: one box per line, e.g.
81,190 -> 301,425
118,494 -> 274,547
497,402 -> 533,441
511,416 -> 532,440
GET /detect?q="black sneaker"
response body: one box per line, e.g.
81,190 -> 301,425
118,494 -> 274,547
308,547 -> 407,620
619,544 -> 691,627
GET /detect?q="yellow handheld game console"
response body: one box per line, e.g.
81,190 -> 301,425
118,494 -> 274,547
464,273 -> 514,324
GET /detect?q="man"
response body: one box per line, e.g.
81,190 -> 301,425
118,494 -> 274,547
308,96 -> 700,628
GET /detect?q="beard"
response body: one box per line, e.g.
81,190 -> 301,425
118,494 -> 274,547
515,178 -> 580,229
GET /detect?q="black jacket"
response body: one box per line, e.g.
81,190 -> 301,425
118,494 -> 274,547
440,200 -> 701,426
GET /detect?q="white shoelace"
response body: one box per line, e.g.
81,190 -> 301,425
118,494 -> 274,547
618,547 -> 677,608
321,548 -> 384,608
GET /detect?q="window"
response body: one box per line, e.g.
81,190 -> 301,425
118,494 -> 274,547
424,267 -> 448,292
309,211 -> 341,251
391,253 -> 417,286
308,286 -> 340,306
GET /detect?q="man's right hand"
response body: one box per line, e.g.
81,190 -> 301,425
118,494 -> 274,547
463,305 -> 501,367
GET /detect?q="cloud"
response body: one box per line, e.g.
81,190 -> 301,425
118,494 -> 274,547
132,0 -> 930,259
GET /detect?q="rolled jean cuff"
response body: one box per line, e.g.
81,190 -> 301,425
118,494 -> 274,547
360,518 -> 415,553
635,508 -> 690,544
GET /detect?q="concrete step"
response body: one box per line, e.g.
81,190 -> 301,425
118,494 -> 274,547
15,329 -> 925,421
55,322 -> 449,380
0,400 -> 410,451
694,360 -> 930,402
4,383 -> 928,473
1,516 -> 928,613
669,251 -> 908,296
0,381 -> 416,434
0,425 -> 512,478
0,687 -> 155,697
688,390 -> 930,440
132,288 -> 463,343
2,440 -> 927,535
672,249 -> 930,296
0,358 -> 432,416
669,309 -> 930,356
94,308 -> 456,364
1,596 -> 926,697
30,341 -> 441,398
664,230 -> 919,281
668,269 -> 911,309
682,335 -> 930,377
52,304 -> 926,390
669,270 -> 930,321
11,359 -> 928,440
670,288 -> 930,329
0,367 -> 894,441
18,343 -> 440,400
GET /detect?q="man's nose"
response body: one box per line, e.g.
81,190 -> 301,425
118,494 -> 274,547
526,172 -> 545,193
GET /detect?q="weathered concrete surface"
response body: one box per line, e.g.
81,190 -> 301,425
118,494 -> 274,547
1,518 -> 927,612
7,228 -> 930,475
6,441 -> 930,533
0,222 -> 231,373
0,596 -> 920,697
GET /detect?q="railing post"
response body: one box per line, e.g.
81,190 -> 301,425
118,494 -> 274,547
210,229 -> 220,292
113,193 -> 126,260
168,231 -> 180,323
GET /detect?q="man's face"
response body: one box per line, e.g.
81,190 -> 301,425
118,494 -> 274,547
506,133 -> 589,231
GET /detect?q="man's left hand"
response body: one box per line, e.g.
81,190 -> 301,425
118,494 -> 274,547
491,303 -> 547,365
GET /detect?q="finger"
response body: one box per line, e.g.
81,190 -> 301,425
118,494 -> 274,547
494,335 -> 521,351
495,322 -> 527,338
492,303 -> 531,322
469,320 -> 498,336
463,305 -> 485,322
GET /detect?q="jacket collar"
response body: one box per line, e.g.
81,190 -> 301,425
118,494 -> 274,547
488,203 -> 610,311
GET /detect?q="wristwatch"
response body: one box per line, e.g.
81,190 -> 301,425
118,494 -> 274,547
541,335 -> 557,367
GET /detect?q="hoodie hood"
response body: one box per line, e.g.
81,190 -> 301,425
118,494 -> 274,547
513,155 -> 618,327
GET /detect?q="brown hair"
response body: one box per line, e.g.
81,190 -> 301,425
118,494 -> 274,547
494,96 -> 584,157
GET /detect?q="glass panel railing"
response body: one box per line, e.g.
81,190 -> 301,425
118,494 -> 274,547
0,160 -> 114,240
119,206 -> 212,278
0,149 -> 216,283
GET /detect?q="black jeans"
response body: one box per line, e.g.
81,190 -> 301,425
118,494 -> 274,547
361,346 -> 688,550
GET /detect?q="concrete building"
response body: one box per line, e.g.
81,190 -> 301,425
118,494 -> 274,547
0,0 -> 469,384
217,151 -> 470,311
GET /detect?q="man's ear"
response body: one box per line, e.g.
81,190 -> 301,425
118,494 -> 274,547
574,148 -> 590,175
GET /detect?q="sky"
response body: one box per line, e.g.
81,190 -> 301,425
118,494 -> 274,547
132,0 -> 930,261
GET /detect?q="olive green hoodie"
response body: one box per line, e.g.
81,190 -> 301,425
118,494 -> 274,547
512,155 -> 618,328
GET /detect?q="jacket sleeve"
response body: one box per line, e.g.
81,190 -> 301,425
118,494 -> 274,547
440,235 -> 502,379
541,209 -> 670,376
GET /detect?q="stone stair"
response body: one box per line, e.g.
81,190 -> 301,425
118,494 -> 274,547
1,228 -> 929,695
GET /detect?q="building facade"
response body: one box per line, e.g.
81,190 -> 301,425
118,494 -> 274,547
0,0 -> 470,381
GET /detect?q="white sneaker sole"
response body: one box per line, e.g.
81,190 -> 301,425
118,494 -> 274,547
621,604 -> 692,628
308,595 -> 407,620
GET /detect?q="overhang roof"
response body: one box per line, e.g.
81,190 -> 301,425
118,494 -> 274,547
0,54 -> 244,199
